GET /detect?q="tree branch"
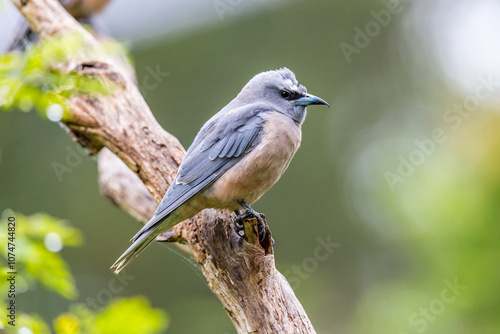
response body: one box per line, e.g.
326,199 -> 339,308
11,0 -> 317,332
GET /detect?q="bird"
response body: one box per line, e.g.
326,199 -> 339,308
111,67 -> 329,274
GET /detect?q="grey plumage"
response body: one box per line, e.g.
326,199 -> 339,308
112,68 -> 329,273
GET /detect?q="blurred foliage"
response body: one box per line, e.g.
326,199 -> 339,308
0,32 -> 116,120
51,297 -> 168,334
0,305 -> 52,334
0,210 -> 82,299
351,112 -> 500,334
0,211 -> 169,333
0,297 -> 169,334
87,297 -> 167,334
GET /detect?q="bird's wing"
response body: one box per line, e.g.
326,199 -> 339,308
131,104 -> 269,241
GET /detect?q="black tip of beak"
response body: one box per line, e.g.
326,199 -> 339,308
319,99 -> 331,108
295,94 -> 330,108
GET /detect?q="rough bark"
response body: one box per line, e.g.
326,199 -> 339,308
10,0 -> 317,333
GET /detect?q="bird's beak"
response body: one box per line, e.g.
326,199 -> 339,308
295,94 -> 330,108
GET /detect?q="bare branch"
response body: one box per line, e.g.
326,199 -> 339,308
98,148 -> 156,224
11,0 -> 92,41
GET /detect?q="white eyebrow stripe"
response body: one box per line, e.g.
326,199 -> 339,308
283,82 -> 300,94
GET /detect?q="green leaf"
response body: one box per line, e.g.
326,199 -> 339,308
0,32 -> 123,120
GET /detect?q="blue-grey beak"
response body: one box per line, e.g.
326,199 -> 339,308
295,93 -> 330,108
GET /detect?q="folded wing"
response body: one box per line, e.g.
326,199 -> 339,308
131,105 -> 270,242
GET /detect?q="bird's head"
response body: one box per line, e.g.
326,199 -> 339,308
239,67 -> 330,124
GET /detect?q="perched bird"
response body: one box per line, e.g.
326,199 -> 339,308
112,68 -> 329,274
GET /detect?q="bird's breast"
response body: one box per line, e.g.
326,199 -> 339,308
205,112 -> 302,209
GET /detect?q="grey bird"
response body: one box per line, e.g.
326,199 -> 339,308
112,67 -> 329,274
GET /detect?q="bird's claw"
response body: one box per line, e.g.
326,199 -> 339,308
256,216 -> 266,242
233,214 -> 245,238
255,215 -> 275,245
233,210 -> 267,242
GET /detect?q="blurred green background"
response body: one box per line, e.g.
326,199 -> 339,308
2,0 -> 500,333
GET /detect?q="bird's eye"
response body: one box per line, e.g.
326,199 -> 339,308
280,90 -> 291,99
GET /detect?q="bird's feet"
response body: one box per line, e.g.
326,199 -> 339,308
233,210 -> 267,240
234,200 -> 270,243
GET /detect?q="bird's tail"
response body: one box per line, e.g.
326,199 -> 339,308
110,202 -> 200,274
111,228 -> 158,274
